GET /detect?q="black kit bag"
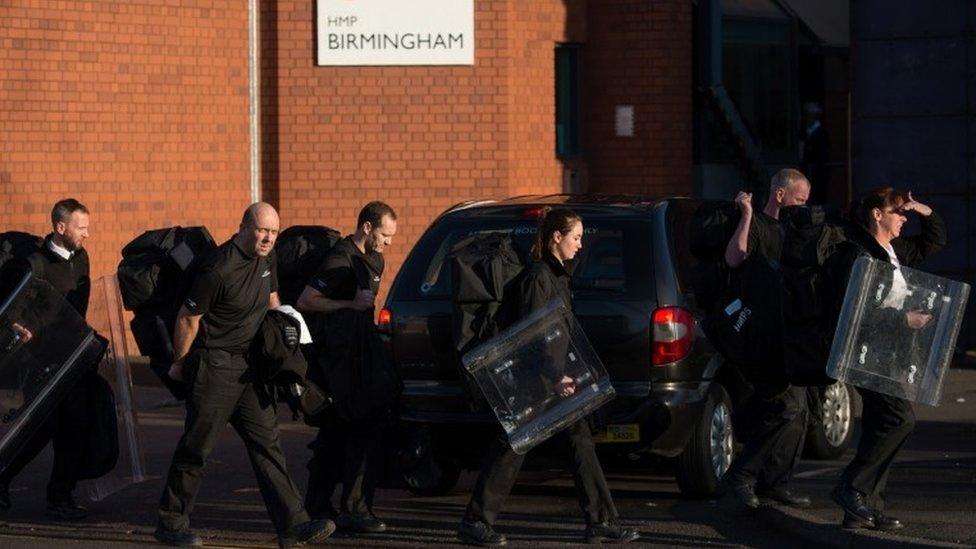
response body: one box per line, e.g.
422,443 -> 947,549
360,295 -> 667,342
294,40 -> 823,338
688,201 -> 740,312
275,225 -> 341,306
449,233 -> 526,355
701,253 -> 785,384
779,205 -> 848,386
77,372 -> 119,480
116,226 -> 216,399
0,232 -> 44,296
448,233 -> 527,412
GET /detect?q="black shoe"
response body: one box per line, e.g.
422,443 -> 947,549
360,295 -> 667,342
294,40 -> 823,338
153,526 -> 203,547
841,511 -> 876,530
335,512 -> 386,533
872,512 -> 904,531
756,486 -> 812,508
457,520 -> 507,547
830,485 -> 873,524
279,518 -> 336,548
0,480 -> 10,511
46,498 -> 87,521
584,521 -> 640,544
724,482 -> 761,509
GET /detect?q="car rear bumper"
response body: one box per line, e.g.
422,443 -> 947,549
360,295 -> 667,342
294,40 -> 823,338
398,378 -> 714,458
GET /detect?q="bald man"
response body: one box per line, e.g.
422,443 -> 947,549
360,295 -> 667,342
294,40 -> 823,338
155,203 -> 334,547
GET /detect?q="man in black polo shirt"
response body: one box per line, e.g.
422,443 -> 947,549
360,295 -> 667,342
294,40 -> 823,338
722,168 -> 813,510
297,201 -> 397,535
155,203 -> 333,548
0,198 -> 93,520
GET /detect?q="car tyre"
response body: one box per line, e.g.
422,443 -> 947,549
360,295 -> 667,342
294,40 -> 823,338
403,454 -> 461,497
804,382 -> 856,460
675,383 -> 735,498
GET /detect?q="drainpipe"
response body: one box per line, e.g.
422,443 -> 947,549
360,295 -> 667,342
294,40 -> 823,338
248,0 -> 261,203
699,0 -> 721,87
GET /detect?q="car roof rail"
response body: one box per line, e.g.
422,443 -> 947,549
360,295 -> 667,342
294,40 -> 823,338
444,199 -> 499,215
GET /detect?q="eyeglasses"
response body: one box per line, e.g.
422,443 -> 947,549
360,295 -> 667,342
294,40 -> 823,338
883,207 -> 908,216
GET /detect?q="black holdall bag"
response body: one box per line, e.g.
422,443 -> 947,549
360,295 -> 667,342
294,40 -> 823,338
701,253 -> 785,384
779,205 -> 848,387
0,232 -> 44,295
77,372 -> 119,480
449,233 -> 526,355
688,201 -> 741,313
447,233 -> 526,412
117,226 -> 216,399
275,225 -> 342,306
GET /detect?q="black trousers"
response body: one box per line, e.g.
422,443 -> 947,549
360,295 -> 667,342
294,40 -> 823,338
841,388 -> 914,511
725,385 -> 808,490
0,377 -> 89,504
464,420 -> 617,527
305,413 -> 381,518
158,349 -> 308,534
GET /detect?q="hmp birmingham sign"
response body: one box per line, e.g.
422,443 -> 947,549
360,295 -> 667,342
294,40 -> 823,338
316,0 -> 474,66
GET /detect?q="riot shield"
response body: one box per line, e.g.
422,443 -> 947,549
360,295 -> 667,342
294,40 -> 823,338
0,274 -> 100,473
826,256 -> 970,405
462,300 -> 615,454
81,275 -> 147,501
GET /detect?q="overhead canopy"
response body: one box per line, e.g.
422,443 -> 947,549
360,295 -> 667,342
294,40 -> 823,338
780,0 -> 849,47
719,0 -> 850,47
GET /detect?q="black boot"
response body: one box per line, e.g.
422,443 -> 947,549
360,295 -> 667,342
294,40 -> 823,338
457,520 -> 507,547
584,521 -> 640,544
831,485 -> 873,525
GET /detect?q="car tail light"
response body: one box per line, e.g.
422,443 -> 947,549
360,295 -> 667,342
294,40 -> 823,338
651,307 -> 693,366
377,307 -> 392,333
523,206 -> 545,218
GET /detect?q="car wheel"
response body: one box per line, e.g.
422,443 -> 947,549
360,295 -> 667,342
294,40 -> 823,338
675,383 -> 735,498
804,382 -> 855,460
404,456 -> 461,497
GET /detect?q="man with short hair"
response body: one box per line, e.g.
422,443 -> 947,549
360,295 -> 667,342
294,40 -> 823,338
297,201 -> 397,534
0,198 -> 94,520
155,203 -> 333,548
722,169 -> 813,510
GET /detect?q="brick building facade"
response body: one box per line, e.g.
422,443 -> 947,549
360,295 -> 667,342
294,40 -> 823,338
1,0 -> 692,302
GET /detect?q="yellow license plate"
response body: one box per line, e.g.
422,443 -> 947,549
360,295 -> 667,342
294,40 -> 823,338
592,424 -> 640,444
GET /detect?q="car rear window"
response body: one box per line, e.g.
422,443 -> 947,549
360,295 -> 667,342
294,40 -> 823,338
395,216 -> 655,301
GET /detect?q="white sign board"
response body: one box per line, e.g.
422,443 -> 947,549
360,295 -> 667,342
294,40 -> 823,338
316,0 -> 475,66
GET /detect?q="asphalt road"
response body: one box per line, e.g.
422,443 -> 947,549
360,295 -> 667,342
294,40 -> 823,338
1,368 -> 974,548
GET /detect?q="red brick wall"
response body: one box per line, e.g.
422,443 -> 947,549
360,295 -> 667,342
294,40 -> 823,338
1,0 -> 694,308
582,0 -> 692,196
263,0 -> 584,305
0,0 -> 251,279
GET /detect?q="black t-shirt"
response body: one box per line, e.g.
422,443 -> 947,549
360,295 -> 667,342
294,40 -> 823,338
184,239 -> 278,354
747,211 -> 783,263
308,236 -> 384,306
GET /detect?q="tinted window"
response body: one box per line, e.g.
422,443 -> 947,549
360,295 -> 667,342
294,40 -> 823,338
396,217 -> 654,301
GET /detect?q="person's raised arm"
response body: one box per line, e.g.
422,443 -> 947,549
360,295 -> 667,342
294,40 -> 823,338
724,191 -> 753,268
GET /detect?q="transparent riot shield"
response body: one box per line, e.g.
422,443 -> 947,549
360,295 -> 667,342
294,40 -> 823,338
826,256 -> 971,406
462,300 -> 615,454
81,275 -> 147,501
0,274 -> 101,473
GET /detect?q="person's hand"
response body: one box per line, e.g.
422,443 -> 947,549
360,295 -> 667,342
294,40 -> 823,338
906,310 -> 933,330
901,192 -> 933,216
557,375 -> 576,397
168,362 -> 184,382
11,322 -> 32,343
734,191 -> 753,217
352,289 -> 376,311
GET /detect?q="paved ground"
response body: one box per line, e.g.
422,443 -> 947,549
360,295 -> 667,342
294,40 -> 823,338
0,367 -> 974,548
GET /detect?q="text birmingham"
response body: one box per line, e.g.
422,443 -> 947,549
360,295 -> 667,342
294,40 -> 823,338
326,32 -> 465,50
